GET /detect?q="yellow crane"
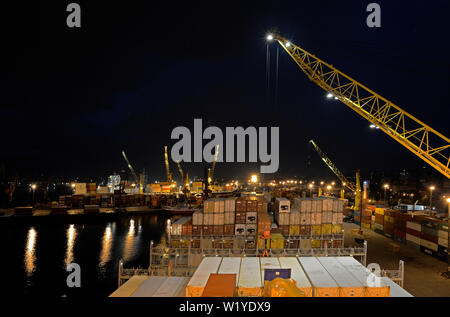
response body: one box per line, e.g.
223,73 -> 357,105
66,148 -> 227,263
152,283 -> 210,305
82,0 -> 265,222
122,150 -> 143,193
164,146 -> 173,184
176,161 -> 190,193
309,140 -> 361,210
207,144 -> 220,185
268,33 -> 450,179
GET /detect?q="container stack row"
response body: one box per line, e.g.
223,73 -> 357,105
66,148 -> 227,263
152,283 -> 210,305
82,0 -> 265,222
357,205 -> 448,258
188,197 -> 269,238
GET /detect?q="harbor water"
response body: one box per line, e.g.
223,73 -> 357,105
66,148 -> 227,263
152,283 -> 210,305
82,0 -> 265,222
0,213 -> 170,297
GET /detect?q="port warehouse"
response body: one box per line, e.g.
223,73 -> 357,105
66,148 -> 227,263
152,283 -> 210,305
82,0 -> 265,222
111,256 -> 412,297
168,196 -> 345,250
352,205 -> 448,257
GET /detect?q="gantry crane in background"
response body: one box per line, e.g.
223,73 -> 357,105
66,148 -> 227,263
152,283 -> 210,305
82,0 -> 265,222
122,150 -> 143,193
164,146 -> 173,184
207,144 -> 220,185
177,161 -> 190,194
268,33 -> 450,180
309,140 -> 361,210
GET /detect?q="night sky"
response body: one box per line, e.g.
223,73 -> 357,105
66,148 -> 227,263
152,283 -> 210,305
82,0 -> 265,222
4,1 -> 450,182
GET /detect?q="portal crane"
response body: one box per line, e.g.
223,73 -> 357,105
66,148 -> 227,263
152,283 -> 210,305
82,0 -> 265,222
309,140 -> 361,209
122,150 -> 142,192
207,144 -> 220,185
177,161 -> 190,193
269,33 -> 450,179
164,146 -> 173,184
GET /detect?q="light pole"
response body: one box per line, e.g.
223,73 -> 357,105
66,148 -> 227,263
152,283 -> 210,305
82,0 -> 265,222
383,184 -> 389,203
429,186 -> 435,209
308,184 -> 313,197
31,184 -> 37,206
443,198 -> 450,278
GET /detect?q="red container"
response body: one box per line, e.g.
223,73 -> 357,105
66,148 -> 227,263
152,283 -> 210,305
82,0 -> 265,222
192,225 -> 202,235
202,225 -> 214,235
406,227 -> 420,238
224,224 -> 234,235
235,211 -> 246,224
278,225 -> 289,236
393,229 -> 406,240
375,214 -> 384,225
420,232 -> 438,244
213,225 -> 224,235
300,225 -> 311,236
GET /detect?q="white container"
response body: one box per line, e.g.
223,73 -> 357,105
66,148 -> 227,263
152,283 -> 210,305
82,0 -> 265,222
235,224 -> 246,235
130,276 -> 167,297
298,257 -> 339,297
311,212 -> 322,225
311,200 -> 317,213
224,211 -> 235,224
290,210 -> 300,225
334,256 -> 391,297
109,275 -> 149,297
438,230 -> 448,240
193,211 -> 203,225
438,237 -> 448,247
214,199 -> 225,213
238,257 -> 262,296
313,199 -> 323,212
420,239 -> 438,251
380,277 -> 413,297
152,277 -> 186,297
186,257 -> 222,297
203,213 -> 214,225
306,199 -> 313,213
224,197 -> 237,212
317,257 -> 365,297
218,257 -> 242,285
275,198 -> 290,213
260,257 -> 281,283
246,211 -> 257,224
246,224 -> 257,235
337,199 -> 344,212
406,233 -> 420,245
406,221 -> 421,232
278,257 -> 312,296
277,213 -> 290,226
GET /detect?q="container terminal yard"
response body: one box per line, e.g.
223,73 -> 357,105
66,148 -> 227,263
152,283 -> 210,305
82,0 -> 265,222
3,1 -> 450,305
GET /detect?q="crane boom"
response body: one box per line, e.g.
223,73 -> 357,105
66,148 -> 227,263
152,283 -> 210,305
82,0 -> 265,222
310,140 -> 361,210
122,150 -> 139,184
272,34 -> 450,179
164,146 -> 173,183
309,140 -> 356,192
208,144 -> 220,184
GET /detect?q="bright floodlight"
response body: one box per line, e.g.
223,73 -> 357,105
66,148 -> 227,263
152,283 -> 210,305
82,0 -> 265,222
334,96 -> 338,100
370,124 -> 376,128
267,34 -> 273,41
446,198 -> 450,203
326,93 -> 333,99
285,42 -> 291,47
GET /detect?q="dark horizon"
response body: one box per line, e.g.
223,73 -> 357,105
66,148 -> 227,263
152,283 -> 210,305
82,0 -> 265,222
3,1 -> 450,182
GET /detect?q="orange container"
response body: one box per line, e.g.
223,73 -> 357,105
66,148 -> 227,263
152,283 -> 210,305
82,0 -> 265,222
202,274 -> 236,297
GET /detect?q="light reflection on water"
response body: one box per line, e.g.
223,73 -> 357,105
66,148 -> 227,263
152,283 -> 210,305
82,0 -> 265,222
122,219 -> 142,262
25,227 -> 37,276
8,214 -> 168,296
99,224 -> 113,268
65,224 -> 77,267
